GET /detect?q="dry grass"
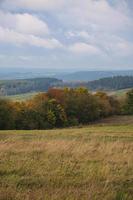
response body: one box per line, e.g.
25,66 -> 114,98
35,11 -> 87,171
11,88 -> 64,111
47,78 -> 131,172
96,115 -> 133,125
0,117 -> 133,200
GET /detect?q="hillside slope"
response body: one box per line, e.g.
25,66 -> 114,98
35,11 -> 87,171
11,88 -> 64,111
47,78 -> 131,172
56,70 -> 133,81
86,76 -> 133,90
0,116 -> 133,200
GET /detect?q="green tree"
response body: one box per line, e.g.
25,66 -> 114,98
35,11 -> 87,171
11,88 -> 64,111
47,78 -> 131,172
46,99 -> 67,127
0,99 -> 15,129
63,88 -> 100,124
95,91 -> 112,117
123,89 -> 133,114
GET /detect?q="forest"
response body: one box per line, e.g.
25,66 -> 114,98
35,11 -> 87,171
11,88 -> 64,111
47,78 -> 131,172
86,76 -> 133,90
0,76 -> 133,96
0,88 -> 133,130
0,77 -> 62,96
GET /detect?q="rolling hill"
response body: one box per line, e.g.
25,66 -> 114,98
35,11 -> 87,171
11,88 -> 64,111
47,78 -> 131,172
56,70 -> 133,81
85,76 -> 133,90
0,77 -> 62,96
0,76 -> 133,97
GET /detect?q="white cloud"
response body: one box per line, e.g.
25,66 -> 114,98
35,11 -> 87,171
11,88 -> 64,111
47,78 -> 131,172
0,10 -> 63,49
0,0 -> 132,68
1,0 -> 132,33
57,0 -> 132,32
0,26 -> 62,49
110,40 -> 133,57
0,11 -> 49,36
69,42 -> 101,55
1,0 -> 66,11
93,34 -> 133,57
66,31 -> 90,39
66,30 -> 133,57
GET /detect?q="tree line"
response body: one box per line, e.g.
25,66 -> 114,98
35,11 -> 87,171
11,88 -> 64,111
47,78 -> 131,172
0,78 -> 62,96
0,76 -> 133,96
86,76 -> 133,90
0,88 -> 133,130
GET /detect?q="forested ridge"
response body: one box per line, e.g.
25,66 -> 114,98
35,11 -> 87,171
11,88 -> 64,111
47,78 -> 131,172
0,88 -> 132,130
0,77 -> 62,96
86,76 -> 133,90
0,76 -> 133,96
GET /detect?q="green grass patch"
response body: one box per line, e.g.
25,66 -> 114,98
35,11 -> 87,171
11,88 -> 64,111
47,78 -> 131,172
4,92 -> 39,101
0,122 -> 133,200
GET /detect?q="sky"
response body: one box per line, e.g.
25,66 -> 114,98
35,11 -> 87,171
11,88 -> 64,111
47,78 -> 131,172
0,0 -> 133,70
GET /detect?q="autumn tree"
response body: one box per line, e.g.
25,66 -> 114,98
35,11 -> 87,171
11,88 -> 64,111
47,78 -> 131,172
62,88 -> 100,124
95,91 -> 112,117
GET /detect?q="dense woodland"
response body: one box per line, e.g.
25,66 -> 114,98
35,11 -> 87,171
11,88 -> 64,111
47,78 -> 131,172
86,76 -> 133,90
0,76 -> 133,96
0,78 -> 62,96
0,88 -> 133,130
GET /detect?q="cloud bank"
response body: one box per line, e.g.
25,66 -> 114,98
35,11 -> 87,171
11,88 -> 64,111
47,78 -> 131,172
0,0 -> 133,69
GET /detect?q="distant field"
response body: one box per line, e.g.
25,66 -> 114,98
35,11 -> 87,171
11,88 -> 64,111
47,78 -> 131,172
114,88 -> 130,97
108,88 -> 130,98
0,116 -> 133,200
5,92 -> 40,101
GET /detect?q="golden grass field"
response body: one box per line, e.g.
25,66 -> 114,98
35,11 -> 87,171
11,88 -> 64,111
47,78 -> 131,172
0,116 -> 133,200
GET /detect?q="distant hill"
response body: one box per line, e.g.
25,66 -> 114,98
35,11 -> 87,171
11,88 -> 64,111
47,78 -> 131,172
0,77 -> 62,96
1,68 -> 133,81
56,70 -> 133,81
0,75 -> 133,96
85,76 -> 133,90
0,68 -> 63,80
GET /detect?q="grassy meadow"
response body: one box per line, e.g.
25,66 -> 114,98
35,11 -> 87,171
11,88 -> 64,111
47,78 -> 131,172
107,88 -> 130,99
0,116 -> 133,200
5,92 -> 39,102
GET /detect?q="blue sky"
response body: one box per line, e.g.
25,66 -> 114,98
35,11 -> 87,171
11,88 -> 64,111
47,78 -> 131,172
0,0 -> 133,70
